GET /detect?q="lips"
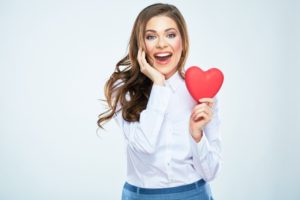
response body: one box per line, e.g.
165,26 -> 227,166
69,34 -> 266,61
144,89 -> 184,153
154,52 -> 172,63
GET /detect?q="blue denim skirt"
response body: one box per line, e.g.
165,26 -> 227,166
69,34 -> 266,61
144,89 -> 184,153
121,179 -> 214,200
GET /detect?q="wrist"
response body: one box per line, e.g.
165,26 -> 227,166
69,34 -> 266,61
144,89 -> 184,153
190,128 -> 204,143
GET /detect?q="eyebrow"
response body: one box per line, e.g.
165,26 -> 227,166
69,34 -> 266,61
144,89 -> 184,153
145,28 -> 177,33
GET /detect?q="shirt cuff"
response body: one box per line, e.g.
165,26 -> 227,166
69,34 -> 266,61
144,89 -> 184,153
191,133 -> 210,161
146,84 -> 172,114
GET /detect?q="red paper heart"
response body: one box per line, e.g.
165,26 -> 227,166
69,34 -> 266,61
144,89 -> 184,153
185,66 -> 224,102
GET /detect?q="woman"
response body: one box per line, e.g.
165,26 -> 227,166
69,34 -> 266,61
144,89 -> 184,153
98,3 -> 221,200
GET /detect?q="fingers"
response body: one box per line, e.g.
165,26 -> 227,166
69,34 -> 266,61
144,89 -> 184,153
141,50 -> 147,66
192,99 -> 214,113
137,48 -> 150,73
193,111 -> 210,122
191,99 -> 214,121
199,98 -> 214,108
191,106 -> 213,121
137,48 -> 143,67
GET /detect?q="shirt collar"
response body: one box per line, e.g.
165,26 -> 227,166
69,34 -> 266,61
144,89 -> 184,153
165,71 -> 184,92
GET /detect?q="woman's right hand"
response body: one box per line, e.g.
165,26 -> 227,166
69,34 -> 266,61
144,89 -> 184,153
137,48 -> 165,86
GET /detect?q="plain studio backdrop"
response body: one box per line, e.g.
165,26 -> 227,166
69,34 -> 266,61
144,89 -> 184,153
0,0 -> 299,199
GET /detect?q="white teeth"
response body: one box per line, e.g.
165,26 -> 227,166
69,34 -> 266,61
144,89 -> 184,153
155,53 -> 171,57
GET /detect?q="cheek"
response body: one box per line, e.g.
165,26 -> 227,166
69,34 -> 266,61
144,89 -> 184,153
172,37 -> 183,54
144,42 -> 155,64
145,41 -> 155,53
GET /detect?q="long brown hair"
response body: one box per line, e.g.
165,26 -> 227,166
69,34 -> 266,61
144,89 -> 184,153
97,3 -> 189,128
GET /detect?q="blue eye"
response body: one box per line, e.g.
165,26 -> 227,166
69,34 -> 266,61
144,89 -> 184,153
167,33 -> 176,38
146,35 -> 156,40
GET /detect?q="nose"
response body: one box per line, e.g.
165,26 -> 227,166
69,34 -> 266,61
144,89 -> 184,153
156,37 -> 167,49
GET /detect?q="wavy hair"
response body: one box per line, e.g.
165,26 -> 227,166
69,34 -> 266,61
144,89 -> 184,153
97,3 -> 189,128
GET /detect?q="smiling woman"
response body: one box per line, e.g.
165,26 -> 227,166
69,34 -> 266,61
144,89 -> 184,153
97,3 -> 221,200
144,16 -> 183,79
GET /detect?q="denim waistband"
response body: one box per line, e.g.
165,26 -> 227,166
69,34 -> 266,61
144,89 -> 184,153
124,179 -> 206,194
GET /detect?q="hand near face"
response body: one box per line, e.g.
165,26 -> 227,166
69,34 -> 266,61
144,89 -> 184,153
189,98 -> 214,143
137,48 -> 166,86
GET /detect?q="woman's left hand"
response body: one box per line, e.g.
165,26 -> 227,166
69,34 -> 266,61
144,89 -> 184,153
189,98 -> 214,143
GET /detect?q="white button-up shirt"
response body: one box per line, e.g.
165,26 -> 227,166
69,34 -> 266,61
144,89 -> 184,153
114,71 -> 222,188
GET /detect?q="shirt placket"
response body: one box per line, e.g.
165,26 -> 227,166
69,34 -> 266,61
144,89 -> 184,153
165,122 -> 173,183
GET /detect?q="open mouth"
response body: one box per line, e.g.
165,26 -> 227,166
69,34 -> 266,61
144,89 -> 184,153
154,52 -> 172,63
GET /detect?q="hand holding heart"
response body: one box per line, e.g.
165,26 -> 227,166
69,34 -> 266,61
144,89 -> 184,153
186,66 -> 224,142
189,98 -> 214,142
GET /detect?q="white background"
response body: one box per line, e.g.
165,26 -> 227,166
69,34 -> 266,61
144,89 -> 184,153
1,0 -> 299,199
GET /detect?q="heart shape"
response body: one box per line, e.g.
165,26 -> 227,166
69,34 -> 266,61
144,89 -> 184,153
185,66 -> 224,102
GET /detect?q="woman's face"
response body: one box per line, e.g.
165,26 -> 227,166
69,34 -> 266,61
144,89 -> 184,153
144,16 -> 183,79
